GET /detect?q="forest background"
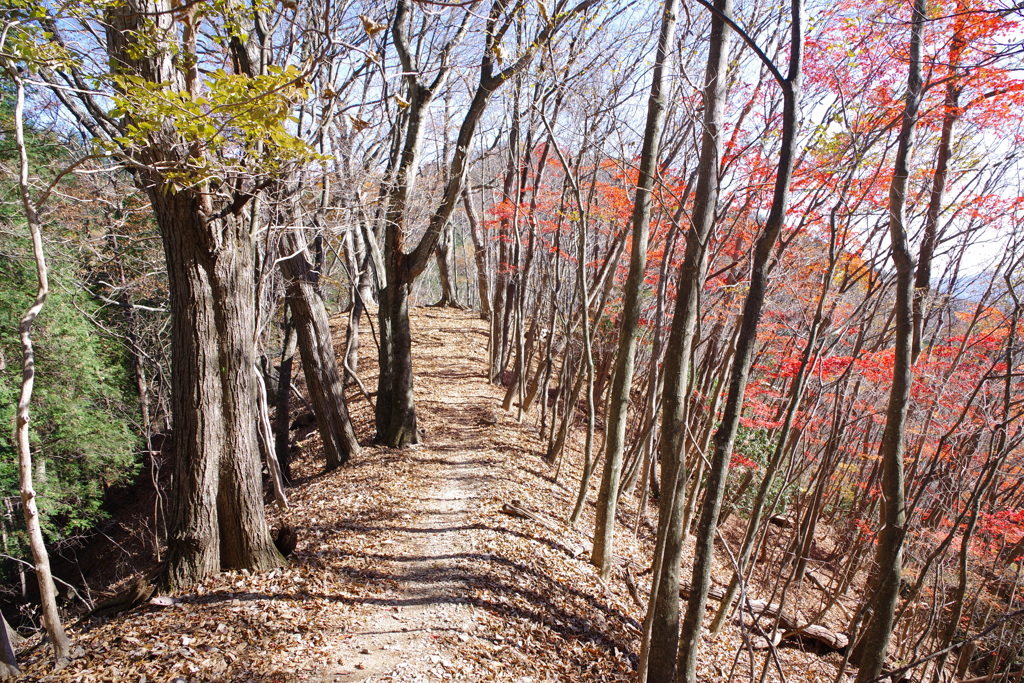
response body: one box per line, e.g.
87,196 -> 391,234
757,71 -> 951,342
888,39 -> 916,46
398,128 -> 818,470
1,0 -> 1024,681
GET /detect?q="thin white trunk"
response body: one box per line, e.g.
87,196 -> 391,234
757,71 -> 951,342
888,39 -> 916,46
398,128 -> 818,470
6,63 -> 71,666
255,366 -> 289,510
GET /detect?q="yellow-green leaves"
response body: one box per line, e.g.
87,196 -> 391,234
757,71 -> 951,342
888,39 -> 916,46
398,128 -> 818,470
0,0 -> 74,73
108,64 -> 318,191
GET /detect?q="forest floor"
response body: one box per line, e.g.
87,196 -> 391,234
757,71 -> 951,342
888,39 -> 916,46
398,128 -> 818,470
13,307 -> 848,682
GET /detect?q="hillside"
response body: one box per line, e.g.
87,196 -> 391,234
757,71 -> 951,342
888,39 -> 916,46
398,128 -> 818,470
14,308 -> 847,682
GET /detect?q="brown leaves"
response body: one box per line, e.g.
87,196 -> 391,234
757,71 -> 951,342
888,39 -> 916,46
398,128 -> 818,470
14,309 -> 849,682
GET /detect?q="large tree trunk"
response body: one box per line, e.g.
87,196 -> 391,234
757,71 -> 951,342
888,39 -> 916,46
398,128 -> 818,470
279,226 -> 361,469
373,0 -> 435,447
105,0 -> 284,591
853,0 -> 926,678
591,0 -> 679,582
157,191 -> 284,586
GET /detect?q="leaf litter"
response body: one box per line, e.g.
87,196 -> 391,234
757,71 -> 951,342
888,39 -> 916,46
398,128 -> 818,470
13,307 -> 847,682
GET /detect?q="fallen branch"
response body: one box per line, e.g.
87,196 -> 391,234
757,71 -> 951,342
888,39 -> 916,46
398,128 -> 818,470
500,501 -> 549,526
497,501 -> 587,557
680,583 -> 848,652
782,624 -> 849,651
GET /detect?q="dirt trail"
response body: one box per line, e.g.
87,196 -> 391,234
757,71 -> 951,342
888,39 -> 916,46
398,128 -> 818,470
326,452 -> 487,681
15,307 -> 643,682
317,308 -> 641,681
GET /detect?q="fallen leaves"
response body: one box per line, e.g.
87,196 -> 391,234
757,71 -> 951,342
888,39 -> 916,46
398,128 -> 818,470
13,308 -> 852,682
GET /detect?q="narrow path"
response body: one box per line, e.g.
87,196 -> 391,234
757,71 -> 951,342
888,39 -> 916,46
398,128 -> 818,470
327,452 -> 490,681
323,309 -> 529,680
314,308 -> 643,681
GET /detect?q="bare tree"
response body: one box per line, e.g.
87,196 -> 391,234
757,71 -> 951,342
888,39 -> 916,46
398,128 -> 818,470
640,2 -> 733,679
3,60 -> 71,666
591,0 -> 680,581
854,0 -> 927,678
675,2 -> 804,678
375,0 -> 600,447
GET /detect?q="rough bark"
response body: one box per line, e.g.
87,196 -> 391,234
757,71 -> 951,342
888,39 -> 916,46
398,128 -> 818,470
106,0 -> 284,588
156,190 -> 282,584
279,226 -> 360,469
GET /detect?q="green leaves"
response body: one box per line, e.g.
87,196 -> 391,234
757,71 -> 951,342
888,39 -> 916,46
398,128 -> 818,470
0,233 -> 138,548
0,5 -> 74,74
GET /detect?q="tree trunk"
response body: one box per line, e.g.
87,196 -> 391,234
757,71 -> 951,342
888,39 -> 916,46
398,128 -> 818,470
709,202 -> 843,636
431,221 -> 463,308
343,288 -> 365,385
104,0 -> 284,591
377,254 -> 421,447
854,1 -> 926,679
279,226 -> 361,469
464,189 -> 491,320
158,191 -> 284,586
275,311 -> 298,482
341,224 -> 372,383
375,0 -> 599,447
592,0 -> 679,581
0,612 -> 18,677
666,5 -> 806,675
677,14 -> 804,672
912,6 -> 964,363
7,68 -> 71,665
255,366 -> 289,509
502,313 -> 541,411
639,2 -> 732,679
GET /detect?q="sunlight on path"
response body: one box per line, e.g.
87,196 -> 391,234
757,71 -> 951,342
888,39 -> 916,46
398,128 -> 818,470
325,453 -> 492,681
